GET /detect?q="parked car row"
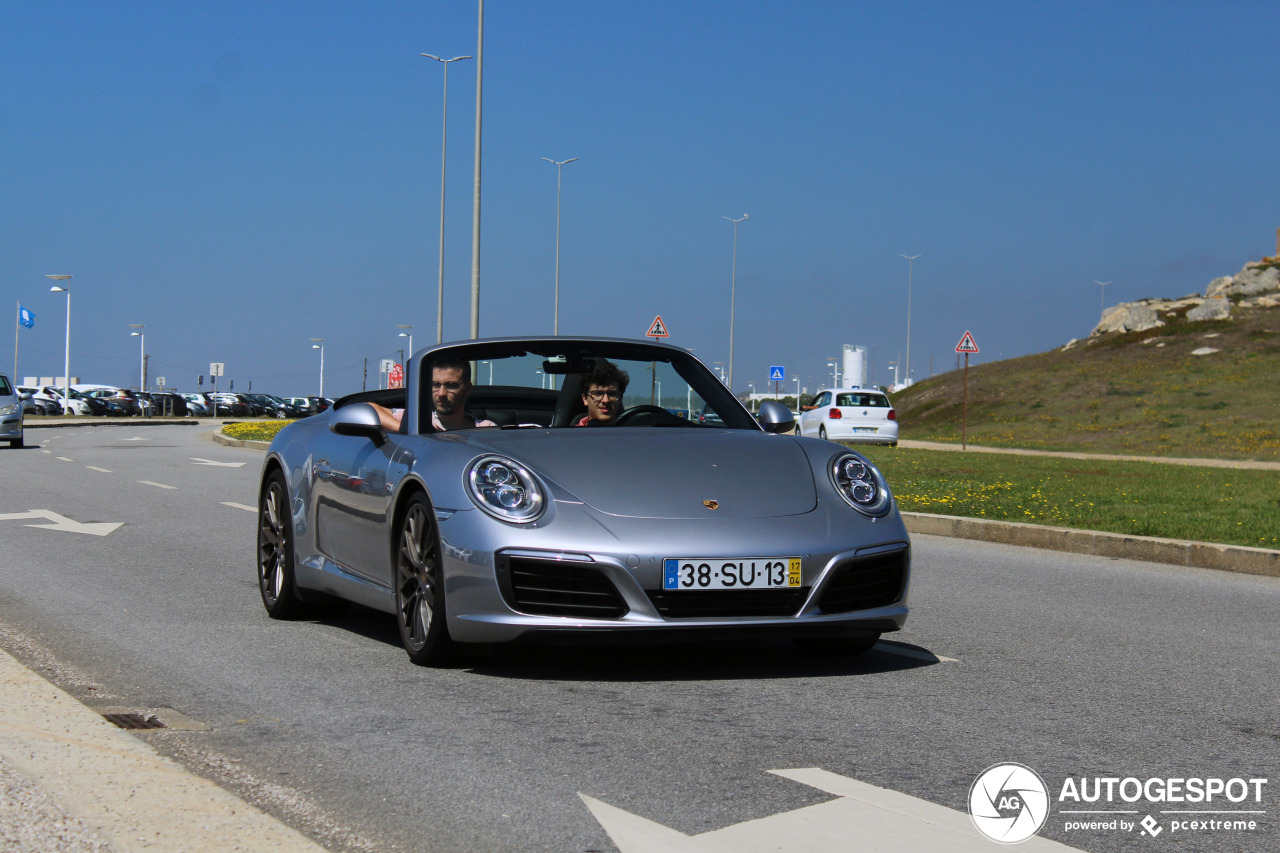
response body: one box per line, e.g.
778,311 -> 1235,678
13,384 -> 334,419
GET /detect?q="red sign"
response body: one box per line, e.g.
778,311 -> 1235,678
646,315 -> 669,338
388,363 -> 405,388
955,331 -> 979,354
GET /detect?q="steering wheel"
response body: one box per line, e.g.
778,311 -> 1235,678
612,404 -> 673,426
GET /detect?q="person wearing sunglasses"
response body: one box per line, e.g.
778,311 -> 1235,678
373,358 -> 494,431
575,360 -> 630,427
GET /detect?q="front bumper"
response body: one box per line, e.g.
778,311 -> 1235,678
437,500 -> 911,644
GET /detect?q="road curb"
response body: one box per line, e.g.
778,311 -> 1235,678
901,512 -> 1280,578
212,432 -> 271,450
0,647 -> 329,853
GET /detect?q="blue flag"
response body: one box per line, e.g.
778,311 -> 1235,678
18,306 -> 34,328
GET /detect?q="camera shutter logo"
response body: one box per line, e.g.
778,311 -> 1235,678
969,763 -> 1050,843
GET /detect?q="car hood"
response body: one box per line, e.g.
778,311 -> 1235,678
462,429 -> 818,519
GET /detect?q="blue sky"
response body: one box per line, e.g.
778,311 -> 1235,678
4,1 -> 1278,396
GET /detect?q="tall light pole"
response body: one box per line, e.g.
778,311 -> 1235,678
47,276 -> 72,415
827,360 -> 838,388
310,338 -> 325,397
541,157 -> 578,335
469,0 -> 484,339
1095,280 -> 1112,320
713,361 -> 726,383
900,254 -> 921,386
421,53 -> 472,344
129,325 -> 145,389
398,325 -> 413,360
722,214 -> 748,391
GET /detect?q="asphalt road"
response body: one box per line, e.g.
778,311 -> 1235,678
1,424 -> 1277,852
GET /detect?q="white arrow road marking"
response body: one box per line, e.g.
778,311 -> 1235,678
582,768 -> 1084,853
222,502 -> 256,512
138,481 -> 177,490
0,510 -> 123,537
191,457 -> 246,468
86,466 -> 113,473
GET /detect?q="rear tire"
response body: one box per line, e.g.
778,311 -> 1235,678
394,493 -> 456,666
257,471 -> 307,619
818,426 -> 827,440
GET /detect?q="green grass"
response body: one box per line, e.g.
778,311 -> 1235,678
221,421 -> 292,442
892,303 -> 1280,460
857,446 -> 1280,550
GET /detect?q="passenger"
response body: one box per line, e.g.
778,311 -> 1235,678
372,359 -> 495,431
575,360 -> 629,427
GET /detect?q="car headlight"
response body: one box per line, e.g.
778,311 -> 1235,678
0,404 -> 17,416
829,452 -> 892,517
466,455 -> 545,523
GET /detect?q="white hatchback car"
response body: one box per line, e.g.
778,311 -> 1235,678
799,388 -> 898,446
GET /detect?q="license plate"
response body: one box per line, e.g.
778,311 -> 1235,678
663,557 -> 801,591
852,427 -> 875,434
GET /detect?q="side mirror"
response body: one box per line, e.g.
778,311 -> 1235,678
756,400 -> 796,434
329,402 -> 386,445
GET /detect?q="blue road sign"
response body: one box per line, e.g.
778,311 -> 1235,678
769,366 -> 785,381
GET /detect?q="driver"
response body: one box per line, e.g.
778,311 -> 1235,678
575,360 -> 629,427
373,359 -> 495,431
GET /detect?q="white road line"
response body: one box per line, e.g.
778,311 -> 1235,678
878,642 -> 958,663
40,449 -> 52,454
191,457 -> 246,468
56,456 -> 74,462
86,466 -> 113,473
138,480 -> 177,490
222,502 -> 256,513
122,436 -> 151,441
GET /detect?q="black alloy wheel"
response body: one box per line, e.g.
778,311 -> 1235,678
394,493 -> 455,666
258,471 -> 305,618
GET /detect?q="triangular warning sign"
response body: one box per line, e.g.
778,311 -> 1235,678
647,315 -> 669,338
955,331 -> 979,353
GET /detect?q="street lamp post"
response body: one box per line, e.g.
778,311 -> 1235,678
541,158 -> 578,335
713,362 -> 726,383
129,325 -> 145,390
827,361 -> 837,388
398,325 -> 413,361
47,276 -> 72,415
747,382 -> 756,413
722,214 -> 748,391
421,53 -> 472,344
310,338 -> 325,397
1095,280 -> 1112,320
900,254 -> 921,386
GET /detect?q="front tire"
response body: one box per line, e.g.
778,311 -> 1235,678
394,493 -> 456,666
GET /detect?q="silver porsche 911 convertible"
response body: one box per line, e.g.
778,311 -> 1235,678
257,337 -> 910,665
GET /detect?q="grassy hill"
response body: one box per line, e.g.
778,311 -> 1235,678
891,300 -> 1280,461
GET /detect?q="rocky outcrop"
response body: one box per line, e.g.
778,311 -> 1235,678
1088,261 -> 1279,337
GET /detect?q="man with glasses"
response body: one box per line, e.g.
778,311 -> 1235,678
575,360 -> 630,427
373,358 -> 494,431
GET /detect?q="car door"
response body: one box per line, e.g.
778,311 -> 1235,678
311,429 -> 412,585
800,392 -> 829,436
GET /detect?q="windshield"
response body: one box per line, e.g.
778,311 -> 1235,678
369,339 -> 758,433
